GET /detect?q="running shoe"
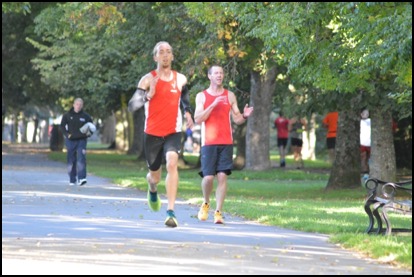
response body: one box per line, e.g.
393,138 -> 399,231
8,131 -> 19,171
214,210 -> 224,224
198,203 -> 210,221
147,190 -> 161,211
164,210 -> 178,228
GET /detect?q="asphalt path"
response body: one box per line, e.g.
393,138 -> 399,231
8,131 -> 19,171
2,144 -> 410,275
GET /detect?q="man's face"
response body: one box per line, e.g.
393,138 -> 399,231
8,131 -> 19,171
208,66 -> 224,85
361,109 -> 369,119
154,43 -> 173,68
73,101 -> 83,113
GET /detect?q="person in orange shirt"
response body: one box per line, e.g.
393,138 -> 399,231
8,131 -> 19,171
135,41 -> 194,228
322,111 -> 338,164
194,65 -> 253,224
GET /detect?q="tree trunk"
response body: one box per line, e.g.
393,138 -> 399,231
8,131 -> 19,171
12,113 -> 18,143
21,117 -> 27,143
325,110 -> 361,190
245,66 -> 277,170
233,123 -> 247,170
394,117 -> 412,170
101,113 -> 116,145
370,109 -> 397,182
115,108 -> 128,151
31,116 -> 39,143
302,113 -> 316,160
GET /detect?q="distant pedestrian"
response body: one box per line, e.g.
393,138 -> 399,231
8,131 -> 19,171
288,116 -> 307,169
322,111 -> 338,164
60,98 -> 95,186
274,111 -> 289,167
360,108 -> 371,181
184,127 -> 194,153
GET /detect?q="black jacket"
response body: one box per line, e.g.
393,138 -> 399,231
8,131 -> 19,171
60,108 -> 93,140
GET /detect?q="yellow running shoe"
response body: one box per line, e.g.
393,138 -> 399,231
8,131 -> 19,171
214,210 -> 224,224
198,203 -> 210,221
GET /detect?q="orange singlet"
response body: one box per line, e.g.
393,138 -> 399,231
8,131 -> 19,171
144,70 -> 182,137
322,112 -> 338,138
201,90 -> 233,146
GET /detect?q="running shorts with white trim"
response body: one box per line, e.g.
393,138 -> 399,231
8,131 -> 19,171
144,132 -> 182,171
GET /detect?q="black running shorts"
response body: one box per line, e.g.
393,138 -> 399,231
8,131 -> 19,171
326,137 -> 336,149
277,138 -> 288,147
291,138 -> 303,147
144,132 -> 182,171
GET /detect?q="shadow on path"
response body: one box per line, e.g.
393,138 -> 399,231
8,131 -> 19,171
2,143 -> 410,275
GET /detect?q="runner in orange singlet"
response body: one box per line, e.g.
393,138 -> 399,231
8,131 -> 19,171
194,65 -> 253,224
135,41 -> 193,228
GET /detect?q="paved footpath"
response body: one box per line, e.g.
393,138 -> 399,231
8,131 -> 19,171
2,144 -> 410,275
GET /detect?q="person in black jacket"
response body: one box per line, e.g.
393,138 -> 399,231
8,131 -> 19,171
60,98 -> 94,186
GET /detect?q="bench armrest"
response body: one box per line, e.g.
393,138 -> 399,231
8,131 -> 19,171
381,182 -> 412,199
365,178 -> 412,191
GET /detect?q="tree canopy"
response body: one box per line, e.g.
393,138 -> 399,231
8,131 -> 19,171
2,2 -> 411,184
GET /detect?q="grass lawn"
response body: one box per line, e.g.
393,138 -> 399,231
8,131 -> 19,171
48,146 -> 412,270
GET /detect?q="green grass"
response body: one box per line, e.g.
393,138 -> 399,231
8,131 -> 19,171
48,148 -> 412,270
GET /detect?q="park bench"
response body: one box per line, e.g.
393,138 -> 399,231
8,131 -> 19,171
364,178 -> 412,235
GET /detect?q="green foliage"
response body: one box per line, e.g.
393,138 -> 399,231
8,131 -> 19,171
27,2 -> 157,117
27,2 -> 211,117
2,2 -> 60,117
4,2 -> 411,119
2,2 -> 31,14
222,2 -> 412,116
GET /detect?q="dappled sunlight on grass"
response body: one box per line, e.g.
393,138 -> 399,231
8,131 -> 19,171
313,206 -> 364,215
224,197 -> 410,235
331,233 -> 412,268
46,149 -> 412,270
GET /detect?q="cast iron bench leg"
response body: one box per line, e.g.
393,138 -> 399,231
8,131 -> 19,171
381,207 -> 392,236
364,201 -> 375,233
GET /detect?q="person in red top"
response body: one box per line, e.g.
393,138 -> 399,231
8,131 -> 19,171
274,111 -> 289,167
322,111 -> 338,164
135,41 -> 194,228
194,65 -> 253,224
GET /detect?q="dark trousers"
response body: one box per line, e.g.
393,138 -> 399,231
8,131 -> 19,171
65,138 -> 87,183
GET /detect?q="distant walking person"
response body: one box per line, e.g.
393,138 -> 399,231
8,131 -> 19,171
194,65 -> 253,224
360,108 -> 371,180
322,111 -> 338,164
274,111 -> 289,167
288,116 -> 307,169
134,41 -> 194,228
60,98 -> 95,186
